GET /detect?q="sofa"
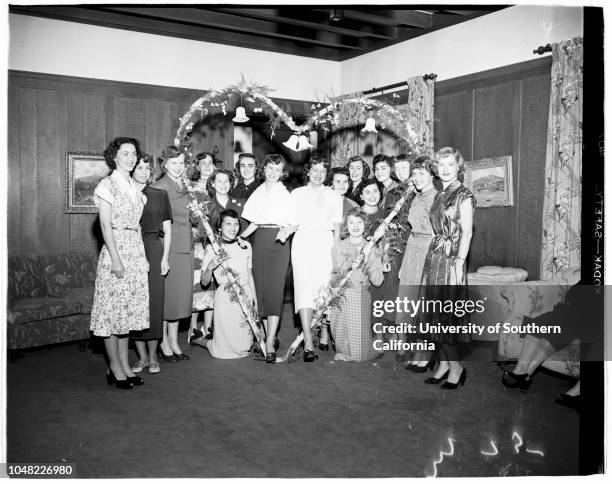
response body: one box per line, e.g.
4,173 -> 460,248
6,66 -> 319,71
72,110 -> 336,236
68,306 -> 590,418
496,267 -> 581,377
7,253 -> 98,358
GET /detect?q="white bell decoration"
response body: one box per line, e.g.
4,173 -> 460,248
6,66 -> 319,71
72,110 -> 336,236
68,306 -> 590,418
232,106 -> 250,123
283,134 -> 300,151
297,135 -> 313,150
361,117 -> 378,134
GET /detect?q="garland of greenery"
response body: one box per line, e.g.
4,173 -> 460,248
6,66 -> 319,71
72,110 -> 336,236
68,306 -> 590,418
174,76 -> 425,153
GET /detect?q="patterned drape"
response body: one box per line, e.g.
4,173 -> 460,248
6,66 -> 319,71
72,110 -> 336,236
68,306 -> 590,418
540,37 -> 583,279
326,76 -> 435,168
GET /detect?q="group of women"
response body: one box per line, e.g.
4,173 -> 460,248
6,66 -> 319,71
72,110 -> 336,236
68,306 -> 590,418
91,136 -> 475,391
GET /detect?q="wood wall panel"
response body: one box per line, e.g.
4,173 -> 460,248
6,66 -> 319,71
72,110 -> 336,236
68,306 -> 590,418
516,74 -> 551,278
434,58 -> 552,278
36,89 -> 61,254
112,98 -> 148,146
18,88 -> 40,255
7,85 -> 21,253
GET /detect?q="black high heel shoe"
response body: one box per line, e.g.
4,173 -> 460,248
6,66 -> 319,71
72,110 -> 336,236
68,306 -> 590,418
501,371 -> 532,392
441,367 -> 467,389
189,329 -> 204,346
555,393 -> 580,410
410,355 -> 437,373
127,376 -> 144,386
174,352 -> 190,361
266,352 -> 277,364
424,369 -> 449,384
318,343 -> 329,351
157,349 -> 179,363
106,370 -> 133,390
303,350 -> 318,362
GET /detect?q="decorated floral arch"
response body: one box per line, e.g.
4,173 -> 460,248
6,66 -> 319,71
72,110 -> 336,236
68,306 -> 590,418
174,76 -> 433,158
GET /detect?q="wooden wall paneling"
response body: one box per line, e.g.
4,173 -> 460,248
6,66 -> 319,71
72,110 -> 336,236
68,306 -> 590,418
146,99 -> 172,157
112,97 -> 148,145
35,89 -> 61,254
18,88 -> 40,255
68,92 -> 106,254
516,74 -> 551,278
7,85 -> 21,255
433,89 -> 474,159
470,81 -> 520,270
189,114 -> 233,169
56,89 -> 70,253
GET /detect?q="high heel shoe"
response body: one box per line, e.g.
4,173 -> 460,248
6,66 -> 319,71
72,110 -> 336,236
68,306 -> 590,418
424,369 -> 449,384
266,352 -> 277,364
501,371 -> 531,391
189,329 -> 204,346
410,355 -> 436,373
441,367 -> 467,389
174,352 -> 190,361
318,343 -> 329,351
303,350 -> 318,362
127,376 -> 144,386
106,370 -> 133,390
157,349 -> 179,363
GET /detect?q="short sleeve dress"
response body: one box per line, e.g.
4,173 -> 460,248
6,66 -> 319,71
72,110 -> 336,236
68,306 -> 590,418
90,172 -> 150,337
418,180 -> 476,344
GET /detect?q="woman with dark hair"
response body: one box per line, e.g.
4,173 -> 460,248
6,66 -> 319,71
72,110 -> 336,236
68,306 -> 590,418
278,157 -> 343,362
231,153 -> 262,200
328,166 -> 359,218
397,156 -> 438,368
130,155 -> 172,375
191,209 -> 256,359
191,152 -> 217,192
357,178 -> 385,230
151,145 -> 193,362
240,154 -> 293,362
206,169 -> 247,233
373,154 -> 398,207
345,155 -> 371,203
90,137 -> 149,389
419,147 -> 475,389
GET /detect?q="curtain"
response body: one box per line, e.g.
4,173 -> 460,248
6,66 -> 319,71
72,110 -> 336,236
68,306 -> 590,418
540,37 -> 583,279
325,76 -> 435,168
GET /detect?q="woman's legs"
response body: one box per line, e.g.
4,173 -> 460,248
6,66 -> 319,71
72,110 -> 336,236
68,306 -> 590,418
134,340 -> 148,362
167,320 -> 184,355
105,335 -> 126,380
203,310 -> 214,334
160,320 -> 172,355
117,335 -> 136,378
441,344 -> 464,384
513,335 -> 555,375
299,308 -> 315,352
266,315 -> 280,353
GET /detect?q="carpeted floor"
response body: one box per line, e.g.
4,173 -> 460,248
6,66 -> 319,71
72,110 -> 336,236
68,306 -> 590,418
7,305 -> 581,478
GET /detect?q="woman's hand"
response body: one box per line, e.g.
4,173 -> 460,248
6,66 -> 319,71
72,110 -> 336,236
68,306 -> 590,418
453,258 -> 465,285
276,227 -> 289,243
110,258 -> 125,278
160,255 -> 170,276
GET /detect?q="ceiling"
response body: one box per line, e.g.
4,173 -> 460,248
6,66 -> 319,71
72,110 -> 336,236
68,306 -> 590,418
10,4 -> 508,61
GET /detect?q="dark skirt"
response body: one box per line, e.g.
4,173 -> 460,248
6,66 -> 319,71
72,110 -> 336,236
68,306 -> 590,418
252,227 -> 290,318
370,256 -> 402,325
164,250 -> 194,320
131,233 -> 163,340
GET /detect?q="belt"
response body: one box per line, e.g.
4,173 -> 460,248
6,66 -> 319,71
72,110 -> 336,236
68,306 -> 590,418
411,232 -> 431,237
258,224 -> 281,229
112,226 -> 139,231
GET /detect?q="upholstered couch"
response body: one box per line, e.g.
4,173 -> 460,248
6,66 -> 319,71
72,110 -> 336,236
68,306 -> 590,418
7,253 -> 98,357
496,267 -> 581,377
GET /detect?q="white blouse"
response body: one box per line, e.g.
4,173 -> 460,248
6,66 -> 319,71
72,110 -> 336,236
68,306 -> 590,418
241,182 -> 294,226
290,185 -> 343,231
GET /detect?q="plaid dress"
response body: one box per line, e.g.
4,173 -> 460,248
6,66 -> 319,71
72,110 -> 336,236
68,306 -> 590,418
330,239 -> 383,361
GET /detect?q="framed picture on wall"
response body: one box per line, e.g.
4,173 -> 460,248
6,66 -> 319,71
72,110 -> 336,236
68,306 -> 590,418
464,155 -> 514,207
65,151 -> 111,213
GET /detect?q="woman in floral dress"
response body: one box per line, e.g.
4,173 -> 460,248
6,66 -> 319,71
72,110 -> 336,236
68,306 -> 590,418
90,137 -> 149,389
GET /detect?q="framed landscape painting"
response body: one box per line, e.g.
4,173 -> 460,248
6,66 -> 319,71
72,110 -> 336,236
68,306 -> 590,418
464,155 -> 514,207
65,151 -> 111,213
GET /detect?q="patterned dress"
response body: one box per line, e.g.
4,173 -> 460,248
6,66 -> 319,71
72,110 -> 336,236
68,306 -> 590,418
90,173 -> 149,337
330,239 -> 384,361
418,180 -> 475,344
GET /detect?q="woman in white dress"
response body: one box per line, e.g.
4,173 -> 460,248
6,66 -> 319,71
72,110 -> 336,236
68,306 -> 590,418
277,157 -> 343,362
